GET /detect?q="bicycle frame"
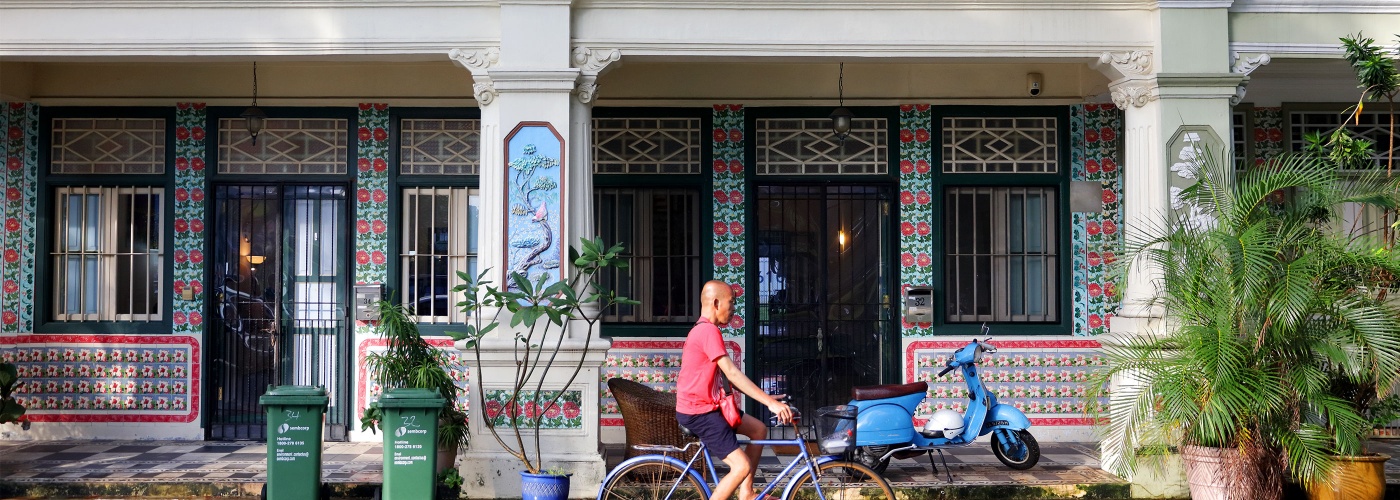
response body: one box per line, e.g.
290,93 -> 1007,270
600,436 -> 843,500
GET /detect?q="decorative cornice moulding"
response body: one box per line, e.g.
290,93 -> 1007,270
577,0 -> 1158,9
1156,0 -> 1234,8
448,47 -> 501,105
572,47 -> 622,75
448,47 -> 501,74
1230,0 -> 1400,13
1095,50 -> 1155,82
1231,52 -> 1271,75
0,0 -> 496,7
571,47 -> 621,105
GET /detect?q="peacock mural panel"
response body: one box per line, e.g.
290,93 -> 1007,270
505,124 -> 564,288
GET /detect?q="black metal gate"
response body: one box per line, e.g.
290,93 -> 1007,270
754,185 -> 893,421
207,185 -> 349,441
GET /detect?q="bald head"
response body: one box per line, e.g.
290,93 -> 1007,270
700,280 -> 735,325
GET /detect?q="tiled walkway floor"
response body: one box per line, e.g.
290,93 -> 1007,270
4,439 -> 1399,497
0,439 -> 1119,487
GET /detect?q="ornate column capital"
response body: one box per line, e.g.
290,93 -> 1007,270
1109,81 -> 1159,109
571,47 -> 622,104
1230,51 -> 1271,105
448,47 -> 502,105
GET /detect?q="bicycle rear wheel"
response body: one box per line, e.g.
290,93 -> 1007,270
598,457 -> 708,500
782,460 -> 895,500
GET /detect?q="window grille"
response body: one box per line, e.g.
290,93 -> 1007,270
755,118 -> 888,175
1232,110 -> 1248,168
1289,111 -> 1399,169
400,119 -> 480,175
944,186 -> 1058,322
218,118 -> 348,174
594,188 -> 700,322
942,117 -> 1058,173
592,117 -> 703,174
50,118 -> 166,174
400,187 -> 479,323
1290,110 -> 1400,245
52,186 -> 163,321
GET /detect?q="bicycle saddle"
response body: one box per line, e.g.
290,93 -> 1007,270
851,381 -> 929,401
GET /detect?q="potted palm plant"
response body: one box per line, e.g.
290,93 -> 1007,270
453,237 -> 633,500
1,361 -> 27,430
359,300 -> 470,477
1089,150 -> 1400,500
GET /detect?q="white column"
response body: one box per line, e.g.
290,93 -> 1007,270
447,14 -> 623,494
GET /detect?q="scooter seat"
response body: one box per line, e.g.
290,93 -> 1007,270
851,381 -> 929,401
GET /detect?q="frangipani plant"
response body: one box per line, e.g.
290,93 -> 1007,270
454,237 -> 635,475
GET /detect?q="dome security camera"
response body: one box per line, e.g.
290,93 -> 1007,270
1027,73 -> 1043,97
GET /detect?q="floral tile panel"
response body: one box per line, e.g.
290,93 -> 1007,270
355,337 -> 469,420
0,335 -> 198,422
599,339 -> 742,426
907,339 -> 1105,426
482,389 -> 582,429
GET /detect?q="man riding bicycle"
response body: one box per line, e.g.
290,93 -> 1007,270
676,280 -> 794,500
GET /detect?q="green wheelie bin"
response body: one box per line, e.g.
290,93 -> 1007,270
259,385 -> 329,500
377,388 -> 446,500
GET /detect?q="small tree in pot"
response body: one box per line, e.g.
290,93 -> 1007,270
454,237 -> 633,496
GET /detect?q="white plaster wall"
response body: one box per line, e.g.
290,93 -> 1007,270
0,2 -> 499,57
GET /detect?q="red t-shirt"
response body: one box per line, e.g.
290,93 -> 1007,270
675,317 -> 730,415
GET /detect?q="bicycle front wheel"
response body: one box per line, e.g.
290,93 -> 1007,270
782,460 -> 895,500
598,457 -> 708,500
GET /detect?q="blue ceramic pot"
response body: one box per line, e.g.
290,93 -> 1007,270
520,471 -> 570,500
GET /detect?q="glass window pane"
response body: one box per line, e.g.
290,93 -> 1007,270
945,186 -> 1058,322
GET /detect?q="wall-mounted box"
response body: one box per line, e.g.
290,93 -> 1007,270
354,284 -> 384,321
904,286 -> 934,324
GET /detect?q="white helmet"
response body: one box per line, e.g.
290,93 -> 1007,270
922,409 -> 965,439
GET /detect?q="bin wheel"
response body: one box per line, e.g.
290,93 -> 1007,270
259,483 -> 267,500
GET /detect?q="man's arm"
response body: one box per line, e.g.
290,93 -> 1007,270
716,355 -> 793,423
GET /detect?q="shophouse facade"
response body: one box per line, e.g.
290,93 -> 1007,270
1,0 -> 1398,488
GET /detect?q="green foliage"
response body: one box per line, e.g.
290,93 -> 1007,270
1087,151 -> 1400,497
0,362 -> 26,426
360,301 -> 469,448
438,466 -> 464,489
452,236 -> 636,474
1340,33 -> 1400,103
1338,32 -> 1399,174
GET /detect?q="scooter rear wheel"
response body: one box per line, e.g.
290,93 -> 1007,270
991,429 -> 1040,470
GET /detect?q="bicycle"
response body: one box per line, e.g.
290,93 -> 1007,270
596,403 -> 894,500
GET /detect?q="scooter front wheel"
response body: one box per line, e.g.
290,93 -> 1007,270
991,429 -> 1040,470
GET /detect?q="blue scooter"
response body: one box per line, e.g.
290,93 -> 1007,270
845,326 -> 1039,477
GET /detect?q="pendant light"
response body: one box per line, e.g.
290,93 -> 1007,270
240,61 -> 267,144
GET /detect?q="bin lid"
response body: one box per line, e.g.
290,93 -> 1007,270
377,388 -> 447,408
258,385 -> 329,406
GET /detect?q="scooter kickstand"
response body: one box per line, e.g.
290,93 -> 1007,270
935,449 -> 953,483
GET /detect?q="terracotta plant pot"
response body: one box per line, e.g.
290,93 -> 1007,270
1307,453 -> 1389,500
436,445 -> 458,475
1181,445 -> 1259,500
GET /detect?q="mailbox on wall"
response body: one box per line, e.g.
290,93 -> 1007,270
904,286 -> 934,324
354,284 -> 384,321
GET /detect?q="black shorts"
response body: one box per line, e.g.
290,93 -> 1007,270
677,409 -> 743,459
